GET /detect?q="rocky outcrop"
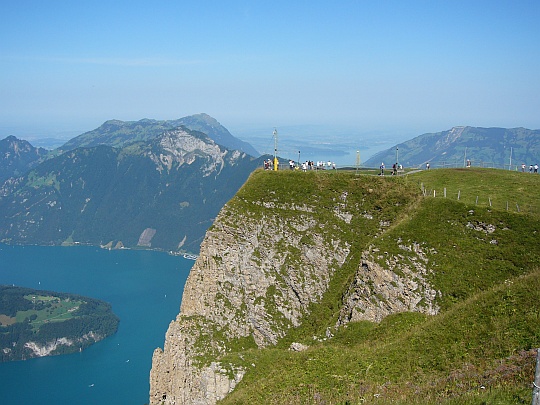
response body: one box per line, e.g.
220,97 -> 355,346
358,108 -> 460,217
149,171 -> 431,404
151,128 -> 233,177
435,126 -> 466,151
150,317 -> 246,404
150,192 -> 351,404
138,228 -> 157,247
23,331 -> 103,358
338,242 -> 440,325
179,204 -> 350,346
24,338 -> 74,357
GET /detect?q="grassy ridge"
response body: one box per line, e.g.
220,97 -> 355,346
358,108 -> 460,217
219,168 -> 540,404
414,168 -> 540,216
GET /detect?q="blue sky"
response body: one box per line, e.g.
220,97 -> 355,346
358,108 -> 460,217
1,1 -> 539,155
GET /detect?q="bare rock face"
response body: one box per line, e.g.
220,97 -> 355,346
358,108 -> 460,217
150,128 -> 234,177
149,196 -> 350,404
338,243 -> 440,325
137,228 -> 157,247
150,317 -> 245,405
180,208 -> 349,347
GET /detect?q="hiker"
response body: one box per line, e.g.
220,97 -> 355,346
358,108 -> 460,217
426,162 -> 430,170
535,164 -> 539,173
392,163 -> 397,175
380,162 -> 385,175
521,163 -> 526,172
530,165 -> 534,173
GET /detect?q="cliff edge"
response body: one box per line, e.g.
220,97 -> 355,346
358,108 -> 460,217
149,169 -> 444,404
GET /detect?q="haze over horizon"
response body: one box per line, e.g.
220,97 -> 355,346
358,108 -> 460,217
1,1 -> 539,162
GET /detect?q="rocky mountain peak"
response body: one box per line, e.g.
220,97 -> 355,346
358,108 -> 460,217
0,136 -> 47,182
150,127 -> 230,176
2,135 -> 37,155
59,113 -> 259,157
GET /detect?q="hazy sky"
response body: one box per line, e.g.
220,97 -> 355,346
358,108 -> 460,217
1,1 -> 539,140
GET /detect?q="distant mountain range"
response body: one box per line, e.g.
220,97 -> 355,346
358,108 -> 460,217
364,126 -> 540,169
2,119 -> 539,253
0,115 -> 263,253
59,113 -> 259,157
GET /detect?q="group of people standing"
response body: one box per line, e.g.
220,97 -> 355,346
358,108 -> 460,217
294,160 -> 336,171
263,159 -> 275,170
380,162 -> 402,175
264,159 -> 337,171
522,163 -> 539,173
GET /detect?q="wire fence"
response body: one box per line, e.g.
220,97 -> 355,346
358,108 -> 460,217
437,160 -> 498,169
420,183 -> 539,216
419,160 -> 538,172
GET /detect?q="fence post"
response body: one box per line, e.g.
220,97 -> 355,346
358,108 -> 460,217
517,203 -> 520,213
533,348 -> 540,405
476,196 -> 478,205
444,188 -> 447,198
458,190 -> 460,200
489,197 -> 492,207
506,201 -> 509,211
433,190 -> 436,198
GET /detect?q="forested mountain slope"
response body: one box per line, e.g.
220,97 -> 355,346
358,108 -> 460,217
0,127 -> 262,253
365,126 -> 540,169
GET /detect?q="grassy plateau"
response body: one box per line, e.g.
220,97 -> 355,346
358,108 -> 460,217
210,168 -> 540,405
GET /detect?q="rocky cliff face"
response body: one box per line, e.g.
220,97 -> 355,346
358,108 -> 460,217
150,195 -> 351,403
337,243 -> 440,325
150,128 -> 233,177
149,171 -> 437,404
23,331 -> 103,357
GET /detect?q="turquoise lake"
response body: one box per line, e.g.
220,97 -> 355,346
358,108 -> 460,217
0,244 -> 192,405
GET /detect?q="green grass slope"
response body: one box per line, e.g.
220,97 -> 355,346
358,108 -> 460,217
219,168 -> 540,404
